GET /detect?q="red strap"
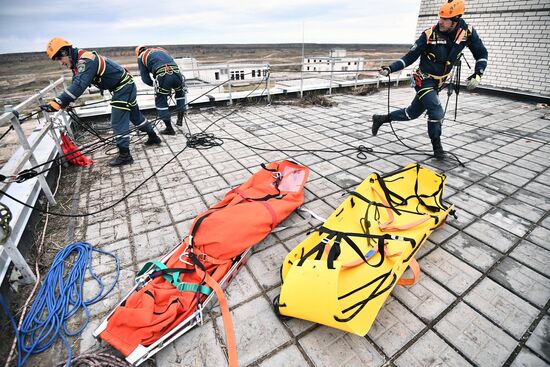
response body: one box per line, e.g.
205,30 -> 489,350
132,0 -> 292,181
397,258 -> 421,286
259,201 -> 277,230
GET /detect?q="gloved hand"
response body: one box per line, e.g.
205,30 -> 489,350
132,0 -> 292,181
466,73 -> 481,91
40,98 -> 62,112
379,66 -> 391,77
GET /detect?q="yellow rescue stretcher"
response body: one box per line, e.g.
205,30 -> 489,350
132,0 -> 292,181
275,164 -> 454,335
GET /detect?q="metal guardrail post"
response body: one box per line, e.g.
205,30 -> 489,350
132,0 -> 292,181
329,58 -> 335,96
52,80 -> 74,139
355,57 -> 360,90
37,95 -> 66,168
5,106 -> 57,205
227,64 -> 233,106
300,60 -> 304,99
266,64 -> 271,104
0,228 -> 37,284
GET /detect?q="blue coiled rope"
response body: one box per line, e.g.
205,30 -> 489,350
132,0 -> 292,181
0,241 -> 120,367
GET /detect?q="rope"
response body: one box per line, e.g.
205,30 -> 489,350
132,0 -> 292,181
55,353 -> 129,367
0,242 -> 120,367
384,74 -> 465,168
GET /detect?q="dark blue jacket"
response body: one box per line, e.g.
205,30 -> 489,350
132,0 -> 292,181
57,47 -> 129,107
137,48 -> 178,87
389,18 -> 488,77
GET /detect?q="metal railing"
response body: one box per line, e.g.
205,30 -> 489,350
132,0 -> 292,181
0,76 -> 74,285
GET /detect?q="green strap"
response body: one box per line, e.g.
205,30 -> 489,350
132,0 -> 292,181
137,261 -> 211,296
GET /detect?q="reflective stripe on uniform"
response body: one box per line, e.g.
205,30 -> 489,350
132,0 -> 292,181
65,89 -> 77,100
397,59 -> 406,68
141,49 -> 153,68
475,58 -> 488,64
156,106 -> 169,110
417,87 -> 433,100
111,100 -> 131,111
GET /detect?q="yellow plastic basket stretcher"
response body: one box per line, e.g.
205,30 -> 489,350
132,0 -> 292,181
275,164 -> 454,335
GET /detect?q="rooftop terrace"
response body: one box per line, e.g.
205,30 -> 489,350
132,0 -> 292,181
7,87 -> 550,366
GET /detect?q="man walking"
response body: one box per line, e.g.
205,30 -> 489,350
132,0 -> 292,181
371,0 -> 488,159
45,37 -> 161,166
136,46 -> 188,135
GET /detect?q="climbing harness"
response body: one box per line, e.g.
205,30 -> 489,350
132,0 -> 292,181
275,164 -> 454,335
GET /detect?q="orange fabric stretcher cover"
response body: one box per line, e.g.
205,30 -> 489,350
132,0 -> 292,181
99,160 -> 309,356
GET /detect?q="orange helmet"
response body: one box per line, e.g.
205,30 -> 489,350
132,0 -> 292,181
135,45 -> 146,57
46,37 -> 72,59
439,0 -> 465,19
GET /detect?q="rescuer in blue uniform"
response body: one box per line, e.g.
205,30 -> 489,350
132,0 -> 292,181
135,46 -> 188,135
44,37 -> 161,166
371,0 -> 488,159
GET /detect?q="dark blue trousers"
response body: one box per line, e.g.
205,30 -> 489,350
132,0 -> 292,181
110,82 -> 153,149
155,72 -> 187,121
388,78 -> 444,139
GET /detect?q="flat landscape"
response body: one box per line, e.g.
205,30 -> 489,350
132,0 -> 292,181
0,43 -> 409,108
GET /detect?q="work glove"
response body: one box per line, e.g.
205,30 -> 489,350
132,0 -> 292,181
466,73 -> 481,91
379,66 -> 391,77
40,98 -> 62,112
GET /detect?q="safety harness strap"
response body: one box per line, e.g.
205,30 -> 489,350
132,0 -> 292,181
137,261 -> 212,296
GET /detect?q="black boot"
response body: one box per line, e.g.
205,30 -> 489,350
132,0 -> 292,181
176,111 -> 185,127
431,138 -> 445,159
161,120 -> 176,135
109,146 -> 134,166
144,131 -> 162,146
372,114 -> 390,136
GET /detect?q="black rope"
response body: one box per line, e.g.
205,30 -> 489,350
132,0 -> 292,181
384,74 -> 465,168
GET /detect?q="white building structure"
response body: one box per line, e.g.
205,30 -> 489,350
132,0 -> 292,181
302,49 -> 364,74
184,62 -> 269,85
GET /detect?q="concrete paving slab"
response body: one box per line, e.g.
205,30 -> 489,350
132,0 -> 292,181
299,327 -> 384,366
435,302 -> 517,367
394,330 -> 472,367
525,316 -> 550,363
464,278 -> 539,339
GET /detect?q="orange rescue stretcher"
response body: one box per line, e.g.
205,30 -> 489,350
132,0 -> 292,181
93,160 -> 309,366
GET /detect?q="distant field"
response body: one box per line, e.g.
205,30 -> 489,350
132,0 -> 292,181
0,43 -> 409,108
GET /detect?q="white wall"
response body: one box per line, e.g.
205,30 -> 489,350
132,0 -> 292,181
417,0 -> 550,96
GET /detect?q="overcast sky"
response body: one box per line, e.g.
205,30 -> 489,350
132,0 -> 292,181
0,0 -> 422,54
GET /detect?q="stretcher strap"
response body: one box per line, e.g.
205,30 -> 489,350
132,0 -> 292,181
195,267 -> 238,367
137,261 -> 212,296
371,186 -> 432,231
396,258 -> 420,286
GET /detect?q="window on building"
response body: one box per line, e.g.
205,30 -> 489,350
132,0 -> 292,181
221,68 -> 227,75
348,62 -> 351,65
354,62 -> 357,65
307,66 -> 310,70
314,67 -> 316,71
240,71 -> 245,80
215,72 -> 220,80
252,70 -> 256,77
230,71 -> 235,80
307,59 -> 310,63
257,69 -> 261,77
342,66 -> 348,71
